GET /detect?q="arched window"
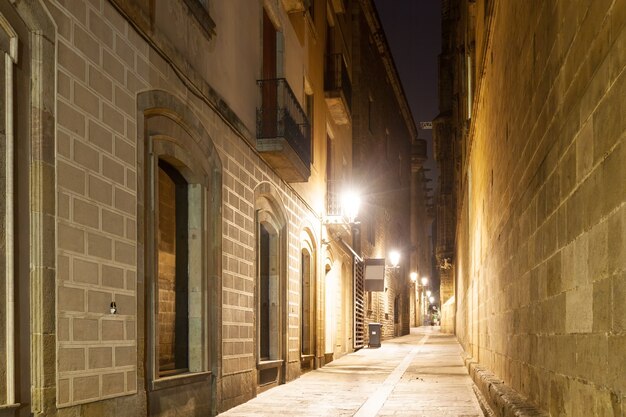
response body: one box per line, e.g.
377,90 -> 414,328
138,91 -> 222,395
258,221 -> 279,361
156,160 -> 192,375
149,144 -> 210,381
300,229 -> 316,370
255,187 -> 286,388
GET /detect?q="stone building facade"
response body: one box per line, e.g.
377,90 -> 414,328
434,0 -> 625,415
351,0 -> 424,341
0,0 -> 427,416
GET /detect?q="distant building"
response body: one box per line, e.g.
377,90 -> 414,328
0,0 -> 430,416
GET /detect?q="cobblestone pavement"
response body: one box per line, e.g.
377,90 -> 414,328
220,327 -> 484,417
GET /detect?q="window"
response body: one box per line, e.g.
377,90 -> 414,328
157,161 -> 190,376
139,90 -> 222,393
301,249 -> 313,356
300,230 -> 316,370
153,157 -> 207,378
258,223 -> 279,360
255,188 -> 287,386
300,248 -> 315,370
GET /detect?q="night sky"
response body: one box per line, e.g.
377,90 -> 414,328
373,0 -> 441,183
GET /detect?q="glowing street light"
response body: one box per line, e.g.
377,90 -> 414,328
426,290 -> 432,297
421,277 -> 428,286
429,296 -> 435,303
341,190 -> 361,223
410,272 -> 418,282
388,250 -> 401,268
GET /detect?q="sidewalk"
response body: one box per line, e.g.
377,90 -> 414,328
220,327 -> 484,416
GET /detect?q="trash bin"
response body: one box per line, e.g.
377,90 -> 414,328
368,323 -> 382,348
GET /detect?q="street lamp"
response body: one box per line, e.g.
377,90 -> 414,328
388,250 -> 401,268
341,190 -> 361,224
426,290 -> 431,297
410,272 -> 418,283
421,277 -> 428,286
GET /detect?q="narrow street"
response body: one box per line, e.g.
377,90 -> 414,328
221,327 -> 484,417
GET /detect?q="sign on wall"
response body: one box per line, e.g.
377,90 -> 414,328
364,258 -> 385,292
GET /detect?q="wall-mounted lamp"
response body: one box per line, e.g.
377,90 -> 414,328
388,250 -> 401,268
341,190 -> 361,224
324,189 -> 361,227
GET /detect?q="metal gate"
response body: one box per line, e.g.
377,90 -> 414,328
353,259 -> 365,349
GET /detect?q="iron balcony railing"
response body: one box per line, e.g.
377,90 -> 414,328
257,78 -> 311,168
325,53 -> 352,111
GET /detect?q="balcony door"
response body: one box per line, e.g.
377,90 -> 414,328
261,9 -> 277,138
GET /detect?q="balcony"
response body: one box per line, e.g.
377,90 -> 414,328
257,78 -> 311,182
324,54 -> 352,125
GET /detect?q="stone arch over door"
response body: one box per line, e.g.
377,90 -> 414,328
253,182 -> 288,391
137,90 -> 222,416
0,1 -> 55,414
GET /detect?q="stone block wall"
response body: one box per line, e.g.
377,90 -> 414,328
0,0 -> 423,414
53,0 -> 141,405
455,0 -> 626,414
48,0 -> 321,414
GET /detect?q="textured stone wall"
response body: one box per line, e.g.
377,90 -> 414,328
352,2 -> 415,341
49,0 -> 319,413
455,0 -> 626,415
0,0 -> 425,414
53,0 -> 140,406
